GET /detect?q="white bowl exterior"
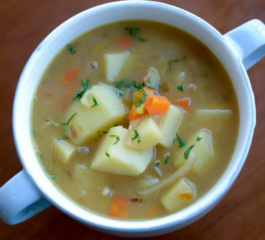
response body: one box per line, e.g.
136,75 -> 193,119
13,1 -> 256,237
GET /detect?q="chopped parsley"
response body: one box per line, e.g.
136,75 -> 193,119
164,155 -> 170,165
196,136 -> 202,141
177,84 -> 184,92
62,112 -> 77,132
117,89 -> 123,99
114,123 -> 118,127
115,80 -> 125,89
173,139 -> 175,144
184,145 -> 195,159
167,57 -> 186,72
66,44 -> 76,53
110,135 -> 120,145
155,162 -> 160,167
46,119 -> 50,122
138,38 -> 147,42
135,93 -> 148,108
158,83 -> 162,86
176,134 -> 186,148
105,151 -> 110,158
103,129 -> 109,134
125,27 -> 139,36
57,136 -> 69,140
91,97 -> 99,108
131,129 -> 141,144
147,114 -> 150,118
50,174 -> 57,180
73,79 -> 90,101
146,78 -> 156,90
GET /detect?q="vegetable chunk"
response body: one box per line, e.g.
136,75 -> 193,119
65,85 -> 125,144
174,129 -> 214,174
126,116 -> 162,150
91,126 -> 153,176
159,105 -> 183,147
142,67 -> 161,89
161,178 -> 196,212
145,95 -> 171,114
53,139 -> 76,163
109,198 -> 130,218
104,51 -> 130,81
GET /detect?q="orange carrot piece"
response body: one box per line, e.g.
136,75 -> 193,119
179,192 -> 193,200
61,69 -> 81,86
145,95 -> 170,114
148,205 -> 159,218
134,86 -> 156,102
129,105 -> 147,121
173,98 -> 191,111
117,36 -> 132,50
109,198 -> 130,218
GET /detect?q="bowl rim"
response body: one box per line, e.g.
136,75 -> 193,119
12,0 -> 256,233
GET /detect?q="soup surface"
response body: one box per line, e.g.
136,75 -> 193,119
32,20 -> 239,219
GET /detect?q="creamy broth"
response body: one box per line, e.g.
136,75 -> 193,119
32,20 -> 239,219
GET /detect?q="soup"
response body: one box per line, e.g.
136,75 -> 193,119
31,20 -> 239,219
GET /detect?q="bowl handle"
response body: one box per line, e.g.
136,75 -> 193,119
225,19 -> 265,70
0,170 -> 51,224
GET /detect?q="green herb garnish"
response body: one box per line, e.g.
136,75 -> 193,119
125,27 -> 139,36
66,44 -> 76,53
173,139 -> 175,144
132,129 -> 141,144
73,79 -> 90,101
196,137 -> 202,141
110,135 -> 120,145
176,134 -> 186,148
57,136 -> 69,140
117,89 -> 123,99
105,151 -> 110,158
167,57 -> 186,72
91,97 -> 99,108
115,80 -> 125,89
114,123 -> 118,127
155,162 -> 160,167
177,85 -> 184,92
50,174 -> 57,180
103,129 -> 109,134
138,38 -> 147,42
184,145 -> 195,159
62,112 -> 77,132
147,114 -> 150,118
164,155 -> 170,165
46,119 -> 50,122
146,78 -> 156,90
158,83 -> 162,86
135,93 -> 148,108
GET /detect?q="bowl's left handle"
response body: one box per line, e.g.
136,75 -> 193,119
0,170 -> 51,224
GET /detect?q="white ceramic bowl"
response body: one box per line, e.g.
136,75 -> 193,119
1,1 -> 264,237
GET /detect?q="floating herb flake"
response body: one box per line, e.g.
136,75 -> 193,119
103,129 -> 109,134
184,145 -> 195,159
155,162 -> 160,167
131,129 -> 141,144
146,78 -> 156,90
50,174 -> 57,180
62,112 -> 77,132
91,97 -> 99,108
167,57 -> 186,72
176,134 -> 186,148
196,137 -> 202,141
57,136 -> 69,140
66,44 -> 76,53
164,155 -> 170,165
138,38 -> 147,42
110,135 -> 120,145
105,151 -> 110,158
177,85 -> 184,92
73,79 -> 90,101
125,27 -> 139,36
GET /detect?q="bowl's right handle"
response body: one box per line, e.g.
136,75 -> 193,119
225,19 -> 265,70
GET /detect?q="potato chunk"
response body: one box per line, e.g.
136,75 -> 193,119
126,116 -> 162,150
159,105 -> 183,147
104,51 -> 130,81
174,129 -> 214,174
53,139 -> 76,163
64,85 -> 125,144
161,178 -> 196,212
91,126 -> 153,176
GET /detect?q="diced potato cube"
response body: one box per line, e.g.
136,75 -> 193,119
104,51 -> 130,81
53,139 -> 76,163
159,105 -> 183,147
126,116 -> 162,150
174,129 -> 214,174
64,85 -> 125,144
91,126 -> 153,176
161,178 -> 195,212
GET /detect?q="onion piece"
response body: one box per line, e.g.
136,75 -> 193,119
138,152 -> 196,195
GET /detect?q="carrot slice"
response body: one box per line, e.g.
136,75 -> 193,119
61,69 -> 81,86
173,98 -> 191,111
129,105 -> 147,121
145,95 -> 170,114
148,205 -> 159,218
134,86 -> 156,102
179,192 -> 193,200
109,198 -> 130,218
117,36 -> 132,50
